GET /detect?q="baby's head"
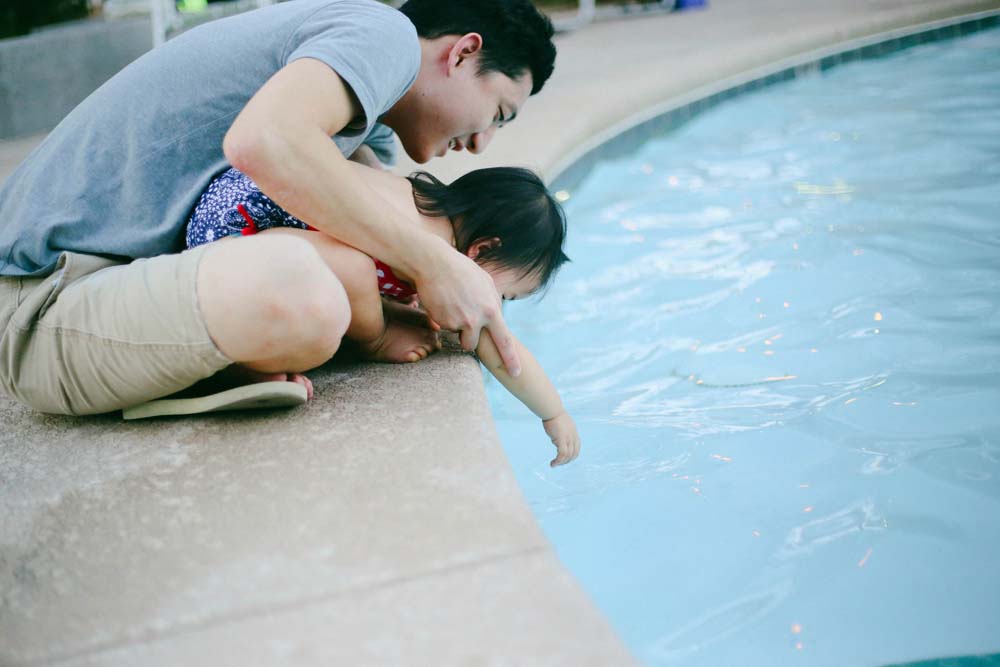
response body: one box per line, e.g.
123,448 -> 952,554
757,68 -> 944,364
407,167 -> 570,300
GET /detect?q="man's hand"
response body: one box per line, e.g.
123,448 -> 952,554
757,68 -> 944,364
414,240 -> 521,377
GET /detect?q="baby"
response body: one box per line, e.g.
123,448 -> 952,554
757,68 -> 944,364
187,163 -> 580,467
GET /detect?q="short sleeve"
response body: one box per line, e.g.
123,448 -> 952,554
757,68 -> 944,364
362,122 -> 399,166
283,0 -> 419,139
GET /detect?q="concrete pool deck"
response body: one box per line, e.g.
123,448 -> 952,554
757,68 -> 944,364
2,0 -> 998,664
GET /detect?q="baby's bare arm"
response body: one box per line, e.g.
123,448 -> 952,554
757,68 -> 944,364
476,332 -> 564,420
476,332 -> 580,466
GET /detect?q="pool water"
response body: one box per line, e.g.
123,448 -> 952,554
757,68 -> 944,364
487,26 -> 1000,667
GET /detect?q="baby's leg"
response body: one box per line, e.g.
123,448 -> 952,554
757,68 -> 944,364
253,228 -> 385,342
254,228 -> 439,363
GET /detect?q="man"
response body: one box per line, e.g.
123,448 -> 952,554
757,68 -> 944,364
0,0 -> 556,415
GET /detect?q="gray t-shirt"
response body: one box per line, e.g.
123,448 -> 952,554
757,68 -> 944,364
0,0 -> 419,276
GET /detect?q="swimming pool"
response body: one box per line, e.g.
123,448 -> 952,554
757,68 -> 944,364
488,21 -> 1000,667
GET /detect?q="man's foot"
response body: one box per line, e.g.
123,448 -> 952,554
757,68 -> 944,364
178,364 -> 314,400
123,381 -> 308,420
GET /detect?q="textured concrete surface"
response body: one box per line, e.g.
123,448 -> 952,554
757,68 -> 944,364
2,0 -> 998,664
1,355 -> 629,665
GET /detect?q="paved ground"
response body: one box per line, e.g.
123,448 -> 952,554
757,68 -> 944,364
2,1 -> 998,664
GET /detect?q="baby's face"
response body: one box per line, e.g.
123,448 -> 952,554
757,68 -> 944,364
487,265 -> 542,302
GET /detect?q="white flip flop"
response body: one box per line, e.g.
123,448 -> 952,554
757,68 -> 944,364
122,381 -> 308,420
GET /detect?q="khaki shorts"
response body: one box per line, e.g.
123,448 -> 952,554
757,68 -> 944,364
0,247 -> 232,415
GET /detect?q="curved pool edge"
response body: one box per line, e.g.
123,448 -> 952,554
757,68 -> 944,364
548,7 -> 1000,191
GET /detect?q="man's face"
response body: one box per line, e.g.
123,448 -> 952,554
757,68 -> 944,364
388,43 -> 534,163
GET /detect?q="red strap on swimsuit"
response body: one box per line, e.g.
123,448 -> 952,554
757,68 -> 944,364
237,204 -> 258,236
372,259 -> 417,299
236,204 -> 315,236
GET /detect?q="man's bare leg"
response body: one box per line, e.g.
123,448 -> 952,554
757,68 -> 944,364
195,233 -> 351,399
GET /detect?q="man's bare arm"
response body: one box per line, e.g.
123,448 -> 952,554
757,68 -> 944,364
223,59 -> 428,273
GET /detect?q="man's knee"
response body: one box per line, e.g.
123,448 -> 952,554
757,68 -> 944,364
197,234 -> 351,364
291,262 -> 351,357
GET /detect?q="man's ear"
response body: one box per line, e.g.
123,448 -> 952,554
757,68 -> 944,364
448,33 -> 484,73
466,236 -> 502,260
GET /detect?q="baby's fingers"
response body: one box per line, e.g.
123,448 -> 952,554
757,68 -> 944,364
549,438 -> 574,467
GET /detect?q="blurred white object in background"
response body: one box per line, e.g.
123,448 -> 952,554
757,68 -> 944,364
101,0 -> 276,45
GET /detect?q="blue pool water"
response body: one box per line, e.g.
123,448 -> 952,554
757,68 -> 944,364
488,26 -> 1000,667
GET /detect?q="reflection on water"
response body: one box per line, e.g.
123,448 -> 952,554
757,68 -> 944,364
488,26 -> 1000,667
777,498 -> 887,559
646,578 -> 794,661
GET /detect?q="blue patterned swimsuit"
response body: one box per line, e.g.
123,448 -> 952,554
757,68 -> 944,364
186,167 -> 312,247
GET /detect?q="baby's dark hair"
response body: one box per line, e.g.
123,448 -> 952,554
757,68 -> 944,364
406,167 -> 570,294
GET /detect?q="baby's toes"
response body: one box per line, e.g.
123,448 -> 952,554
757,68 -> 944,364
422,334 -> 440,353
408,346 -> 429,362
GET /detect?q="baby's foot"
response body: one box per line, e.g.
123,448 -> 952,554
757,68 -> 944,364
359,319 -> 441,363
382,297 -> 438,330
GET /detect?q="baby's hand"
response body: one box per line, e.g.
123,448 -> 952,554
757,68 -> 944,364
542,412 -> 581,467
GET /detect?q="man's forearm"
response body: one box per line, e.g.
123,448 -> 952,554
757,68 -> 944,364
223,59 -> 439,283
229,125 -> 438,281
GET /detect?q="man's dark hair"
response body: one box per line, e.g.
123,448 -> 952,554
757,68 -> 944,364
407,167 -> 569,292
399,0 -> 556,95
